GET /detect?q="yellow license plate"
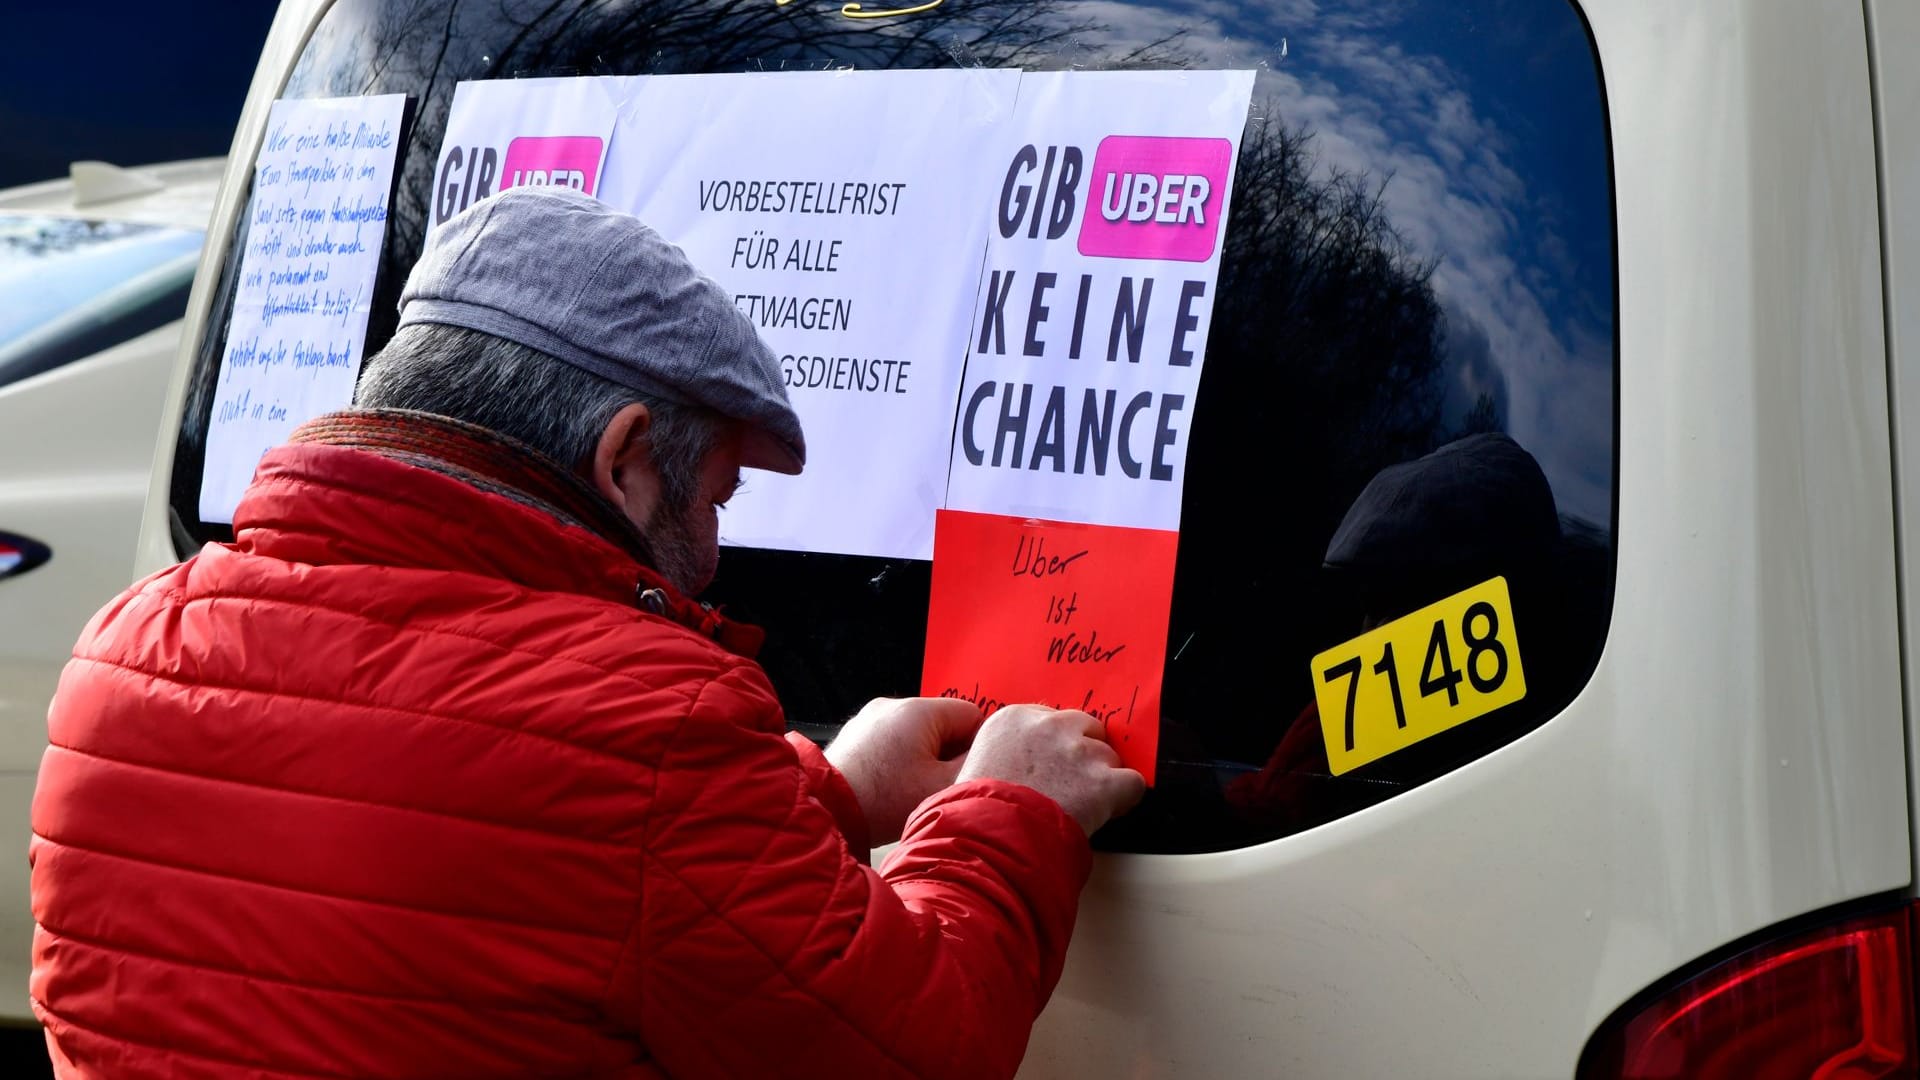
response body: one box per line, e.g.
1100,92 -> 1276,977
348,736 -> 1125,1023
1311,576 -> 1527,775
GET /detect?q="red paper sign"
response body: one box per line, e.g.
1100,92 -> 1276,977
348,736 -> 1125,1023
920,509 -> 1179,783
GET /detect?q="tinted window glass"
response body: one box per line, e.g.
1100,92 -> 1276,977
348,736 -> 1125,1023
174,0 -> 1615,852
0,216 -> 201,389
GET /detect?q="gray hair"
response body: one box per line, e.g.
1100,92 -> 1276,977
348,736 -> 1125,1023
354,323 -> 721,510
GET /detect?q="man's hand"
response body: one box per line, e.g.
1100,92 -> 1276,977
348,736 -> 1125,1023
826,697 -> 985,846
956,705 -> 1147,836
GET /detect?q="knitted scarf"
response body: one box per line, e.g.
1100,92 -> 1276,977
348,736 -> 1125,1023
292,409 -> 656,560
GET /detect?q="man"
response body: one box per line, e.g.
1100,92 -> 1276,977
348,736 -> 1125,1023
30,187 -> 1144,1078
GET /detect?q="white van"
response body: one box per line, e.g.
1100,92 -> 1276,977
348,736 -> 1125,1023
121,0 -> 1920,1075
0,159 -> 220,1022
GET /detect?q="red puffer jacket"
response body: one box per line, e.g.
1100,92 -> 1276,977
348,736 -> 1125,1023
30,419 -> 1090,1079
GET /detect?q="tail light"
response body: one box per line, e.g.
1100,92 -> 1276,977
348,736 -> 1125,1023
1579,903 -> 1920,1079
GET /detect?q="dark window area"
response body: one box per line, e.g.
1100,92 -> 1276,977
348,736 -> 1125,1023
172,0 -> 1615,853
0,216 -> 200,390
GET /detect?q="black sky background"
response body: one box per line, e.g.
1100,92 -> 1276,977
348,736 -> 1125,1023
0,1 -> 277,190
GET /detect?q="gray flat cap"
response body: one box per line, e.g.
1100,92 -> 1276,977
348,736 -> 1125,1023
397,186 -> 804,474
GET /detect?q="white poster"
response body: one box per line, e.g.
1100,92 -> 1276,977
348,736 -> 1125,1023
943,70 -> 1255,531
593,70 -> 1021,559
200,93 -> 408,524
427,77 -> 622,232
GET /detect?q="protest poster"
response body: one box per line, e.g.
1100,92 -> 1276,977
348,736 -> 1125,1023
921,510 -> 1179,781
593,70 -> 1020,559
924,70 -> 1255,782
200,93 -> 408,524
436,70 -> 1017,558
943,69 -> 1255,530
427,77 -> 621,230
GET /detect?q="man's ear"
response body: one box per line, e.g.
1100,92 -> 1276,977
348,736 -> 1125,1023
591,402 -> 653,510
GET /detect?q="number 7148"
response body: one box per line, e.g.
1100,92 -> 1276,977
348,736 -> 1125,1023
1311,577 -> 1528,775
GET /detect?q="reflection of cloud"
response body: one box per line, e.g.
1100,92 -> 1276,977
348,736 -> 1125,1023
1039,0 -> 1614,525
1440,312 -> 1506,431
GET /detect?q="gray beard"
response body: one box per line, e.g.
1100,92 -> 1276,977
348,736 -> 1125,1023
643,496 -> 705,596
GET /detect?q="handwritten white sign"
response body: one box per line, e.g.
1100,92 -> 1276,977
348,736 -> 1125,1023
199,94 -> 407,524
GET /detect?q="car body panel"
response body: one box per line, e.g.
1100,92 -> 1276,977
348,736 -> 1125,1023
0,326 -> 184,1019
0,160 -> 221,1020
1871,0 -> 1920,883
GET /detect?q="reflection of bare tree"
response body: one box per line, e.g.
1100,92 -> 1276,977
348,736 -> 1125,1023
1180,111 -> 1450,586
1165,114 -> 1453,769
1207,117 -> 1448,520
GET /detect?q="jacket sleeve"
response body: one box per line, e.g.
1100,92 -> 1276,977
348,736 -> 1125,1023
784,730 -> 871,860
606,661 -> 1090,1080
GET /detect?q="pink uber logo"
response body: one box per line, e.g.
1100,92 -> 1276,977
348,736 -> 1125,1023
501,136 -> 604,195
1078,135 -> 1233,263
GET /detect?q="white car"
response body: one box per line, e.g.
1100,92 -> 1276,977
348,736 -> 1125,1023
0,159 -> 221,1019
117,0 -> 1920,1075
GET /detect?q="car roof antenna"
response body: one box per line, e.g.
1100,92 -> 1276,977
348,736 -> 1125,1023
69,161 -> 166,208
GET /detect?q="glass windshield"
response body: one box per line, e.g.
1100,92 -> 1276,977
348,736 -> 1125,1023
175,0 -> 1616,853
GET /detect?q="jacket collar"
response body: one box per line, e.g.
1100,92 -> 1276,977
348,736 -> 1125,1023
231,409 -> 765,657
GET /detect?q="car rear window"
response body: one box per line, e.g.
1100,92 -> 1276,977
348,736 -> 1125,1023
0,216 -> 201,390
172,0 -> 1616,853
